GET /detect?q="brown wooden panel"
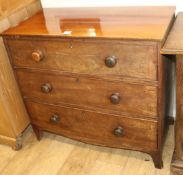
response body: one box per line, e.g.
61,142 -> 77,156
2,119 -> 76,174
0,0 -> 37,19
0,135 -> 16,148
0,5 -> 172,167
0,0 -> 41,149
0,38 -> 29,136
2,7 -> 175,41
168,52 -> 183,175
160,12 -> 183,174
161,13 -> 183,54
8,39 -> 158,80
26,100 -> 158,151
16,69 -> 158,118
0,101 -> 14,137
175,55 -> 183,160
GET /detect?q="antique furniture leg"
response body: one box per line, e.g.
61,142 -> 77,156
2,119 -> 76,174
171,55 -> 183,174
1,7 -> 176,169
161,13 -> 183,175
160,12 -> 183,174
32,125 -> 43,141
151,152 -> 163,169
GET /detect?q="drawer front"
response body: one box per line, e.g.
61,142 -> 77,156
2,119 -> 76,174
26,101 -> 158,151
8,39 -> 157,80
17,70 -> 157,117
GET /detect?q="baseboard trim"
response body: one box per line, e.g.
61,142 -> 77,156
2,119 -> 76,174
0,135 -> 16,148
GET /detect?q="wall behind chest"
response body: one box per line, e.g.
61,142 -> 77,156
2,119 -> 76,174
41,0 -> 182,13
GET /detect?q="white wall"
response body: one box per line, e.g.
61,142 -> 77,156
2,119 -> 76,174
41,0 -> 183,13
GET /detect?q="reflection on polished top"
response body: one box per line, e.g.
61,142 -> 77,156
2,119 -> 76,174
2,6 -> 175,40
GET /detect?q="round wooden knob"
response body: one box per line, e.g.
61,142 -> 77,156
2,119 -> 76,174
110,93 -> 121,104
114,126 -> 124,137
32,50 -> 44,62
41,83 -> 52,93
105,55 -> 117,68
50,114 -> 60,124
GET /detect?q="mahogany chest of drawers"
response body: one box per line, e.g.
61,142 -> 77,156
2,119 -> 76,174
1,7 -> 175,169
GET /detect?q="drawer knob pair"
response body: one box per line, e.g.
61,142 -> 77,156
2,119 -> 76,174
50,114 -> 60,124
41,83 -> 52,93
32,50 -> 44,62
114,126 -> 124,137
110,93 -> 121,104
105,55 -> 117,68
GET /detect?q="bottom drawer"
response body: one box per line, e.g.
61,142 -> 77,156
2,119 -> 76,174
26,100 -> 158,152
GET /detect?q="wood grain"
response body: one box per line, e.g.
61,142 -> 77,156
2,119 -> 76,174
7,38 -> 158,80
0,0 -> 37,20
161,13 -> 183,54
1,7 -> 175,41
16,69 -> 158,118
0,0 -> 41,149
0,38 -> 29,135
0,125 -> 175,175
175,55 -> 183,160
161,13 -> 183,175
1,6 -> 174,168
0,100 -> 14,137
26,100 -> 158,152
0,135 -> 16,148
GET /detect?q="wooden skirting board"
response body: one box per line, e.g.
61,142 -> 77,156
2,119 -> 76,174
0,135 -> 21,150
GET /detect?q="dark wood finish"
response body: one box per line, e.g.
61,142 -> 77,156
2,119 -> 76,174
151,153 -> 163,169
156,52 -> 168,168
170,55 -> 183,175
32,124 -> 43,141
161,13 -> 183,175
113,126 -> 124,137
16,69 -> 158,118
1,7 -> 175,169
168,116 -> 175,125
176,56 -> 183,160
26,100 -> 158,152
7,39 -> 158,80
105,55 -> 117,68
49,114 -> 61,124
41,83 -> 52,93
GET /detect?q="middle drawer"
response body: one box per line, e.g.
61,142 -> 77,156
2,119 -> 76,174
16,69 -> 157,118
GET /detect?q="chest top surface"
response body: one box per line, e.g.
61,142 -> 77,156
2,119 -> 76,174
161,13 -> 183,54
2,6 -> 175,41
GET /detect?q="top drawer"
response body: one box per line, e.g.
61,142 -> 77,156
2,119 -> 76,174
7,39 -> 158,80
